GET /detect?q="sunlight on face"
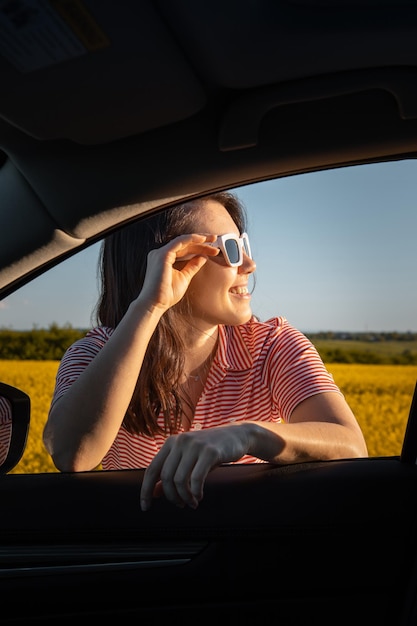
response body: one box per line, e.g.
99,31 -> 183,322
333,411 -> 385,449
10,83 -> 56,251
184,200 -> 255,330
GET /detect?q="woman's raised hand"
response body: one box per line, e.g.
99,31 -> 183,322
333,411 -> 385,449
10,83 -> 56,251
139,234 -> 219,311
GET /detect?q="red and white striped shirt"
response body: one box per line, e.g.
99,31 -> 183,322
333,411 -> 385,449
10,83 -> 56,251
0,396 -> 12,465
51,316 -> 342,469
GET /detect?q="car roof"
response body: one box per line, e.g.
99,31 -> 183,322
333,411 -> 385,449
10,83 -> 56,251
1,0 -> 417,296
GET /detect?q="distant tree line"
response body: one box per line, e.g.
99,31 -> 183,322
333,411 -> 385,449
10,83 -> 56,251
0,324 -> 85,360
306,331 -> 417,365
306,331 -> 417,342
310,345 -> 417,365
0,325 -> 416,363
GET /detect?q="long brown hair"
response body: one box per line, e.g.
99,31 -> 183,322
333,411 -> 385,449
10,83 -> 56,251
95,191 -> 247,436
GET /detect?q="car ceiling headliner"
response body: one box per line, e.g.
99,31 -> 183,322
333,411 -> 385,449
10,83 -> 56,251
1,0 -> 417,295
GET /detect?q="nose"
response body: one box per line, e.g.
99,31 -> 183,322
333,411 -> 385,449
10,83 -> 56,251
239,251 -> 256,274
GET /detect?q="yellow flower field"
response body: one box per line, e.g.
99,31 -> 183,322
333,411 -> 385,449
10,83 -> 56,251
0,360 -> 416,473
328,363 -> 417,458
0,360 -> 59,473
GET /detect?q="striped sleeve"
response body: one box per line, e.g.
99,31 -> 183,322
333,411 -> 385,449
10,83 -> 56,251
262,319 -> 342,422
0,396 -> 12,465
50,326 -> 113,409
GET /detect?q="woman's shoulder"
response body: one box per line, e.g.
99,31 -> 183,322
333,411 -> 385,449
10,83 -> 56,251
62,325 -> 114,358
85,325 -> 114,342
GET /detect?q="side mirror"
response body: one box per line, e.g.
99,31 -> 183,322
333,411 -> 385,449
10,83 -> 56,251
0,382 -> 30,474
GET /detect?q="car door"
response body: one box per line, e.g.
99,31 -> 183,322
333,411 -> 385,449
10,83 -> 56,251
2,429 -> 417,625
1,163 -> 417,625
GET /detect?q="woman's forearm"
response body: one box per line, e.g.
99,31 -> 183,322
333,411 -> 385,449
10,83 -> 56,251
244,391 -> 368,463
43,300 -> 164,472
245,419 -> 368,465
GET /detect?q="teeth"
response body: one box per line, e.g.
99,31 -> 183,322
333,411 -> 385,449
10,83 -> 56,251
231,287 -> 248,294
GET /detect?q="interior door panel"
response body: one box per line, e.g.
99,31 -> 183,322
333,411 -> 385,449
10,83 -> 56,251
1,459 -> 417,625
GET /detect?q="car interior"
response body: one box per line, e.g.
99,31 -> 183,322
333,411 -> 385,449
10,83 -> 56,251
1,1 -> 417,624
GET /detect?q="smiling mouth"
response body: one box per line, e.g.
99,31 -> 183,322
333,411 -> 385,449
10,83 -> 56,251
230,286 -> 249,295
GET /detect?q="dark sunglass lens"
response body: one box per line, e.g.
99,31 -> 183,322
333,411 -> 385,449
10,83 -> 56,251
224,239 -> 240,264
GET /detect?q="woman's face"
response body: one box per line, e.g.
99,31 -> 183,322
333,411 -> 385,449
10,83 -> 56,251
184,199 -> 256,330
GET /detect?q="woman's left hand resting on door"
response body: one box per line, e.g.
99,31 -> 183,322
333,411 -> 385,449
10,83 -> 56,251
140,391 -> 367,510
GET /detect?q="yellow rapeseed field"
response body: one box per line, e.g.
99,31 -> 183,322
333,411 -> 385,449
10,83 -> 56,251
328,363 -> 417,458
1,360 -> 416,473
0,360 -> 59,473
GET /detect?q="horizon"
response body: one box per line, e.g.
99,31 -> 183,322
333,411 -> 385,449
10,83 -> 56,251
1,325 -> 416,335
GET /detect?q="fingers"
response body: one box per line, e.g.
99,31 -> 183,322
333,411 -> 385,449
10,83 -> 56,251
170,233 -> 219,264
140,433 -> 219,511
140,444 -> 171,511
141,234 -> 220,310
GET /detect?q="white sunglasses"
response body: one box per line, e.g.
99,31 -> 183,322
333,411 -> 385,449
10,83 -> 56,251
178,232 -> 252,267
209,232 -> 252,267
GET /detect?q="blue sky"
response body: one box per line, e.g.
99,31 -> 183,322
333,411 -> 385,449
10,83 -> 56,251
1,159 -> 416,332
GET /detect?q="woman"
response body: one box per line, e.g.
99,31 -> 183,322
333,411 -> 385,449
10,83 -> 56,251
43,191 -> 368,510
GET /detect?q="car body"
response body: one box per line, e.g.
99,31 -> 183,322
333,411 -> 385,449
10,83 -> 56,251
1,1 -> 417,624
